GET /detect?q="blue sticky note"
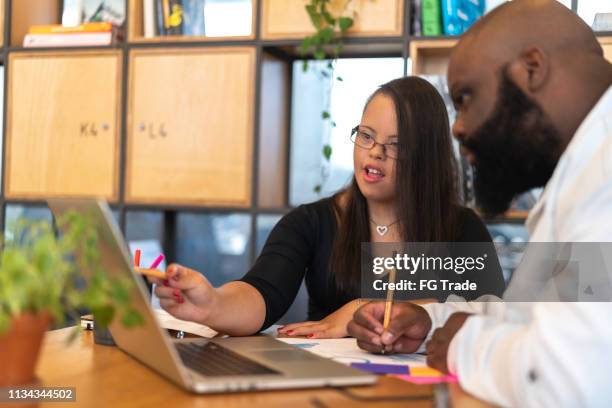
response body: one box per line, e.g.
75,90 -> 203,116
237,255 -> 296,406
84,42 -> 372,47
350,363 -> 409,375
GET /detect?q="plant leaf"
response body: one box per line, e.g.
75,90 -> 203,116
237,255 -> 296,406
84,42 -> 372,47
323,144 -> 333,161
300,36 -> 313,56
0,211 -> 144,339
321,111 -> 331,119
305,4 -> 323,29
338,16 -> 354,33
319,26 -> 334,43
322,11 -> 335,25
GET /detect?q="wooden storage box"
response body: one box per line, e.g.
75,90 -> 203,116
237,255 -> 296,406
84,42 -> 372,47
261,0 -> 404,39
126,47 -> 256,207
5,51 -> 122,200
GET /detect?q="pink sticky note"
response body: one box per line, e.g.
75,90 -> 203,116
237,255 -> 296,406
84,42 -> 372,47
390,374 -> 459,384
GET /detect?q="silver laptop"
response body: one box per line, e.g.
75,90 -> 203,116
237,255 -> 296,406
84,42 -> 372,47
48,198 -> 376,393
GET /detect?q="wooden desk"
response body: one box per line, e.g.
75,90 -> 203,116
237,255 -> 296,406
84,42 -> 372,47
33,328 -> 489,408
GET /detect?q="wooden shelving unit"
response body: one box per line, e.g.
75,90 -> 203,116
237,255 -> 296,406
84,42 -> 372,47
0,0 -> 610,260
410,34 -> 612,76
9,0 -> 59,47
410,37 -> 457,76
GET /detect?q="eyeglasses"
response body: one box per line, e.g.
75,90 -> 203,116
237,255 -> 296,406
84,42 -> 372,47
350,126 -> 399,159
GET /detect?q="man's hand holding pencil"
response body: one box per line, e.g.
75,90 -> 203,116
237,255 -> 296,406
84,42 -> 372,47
347,302 -> 432,355
348,264 -> 432,355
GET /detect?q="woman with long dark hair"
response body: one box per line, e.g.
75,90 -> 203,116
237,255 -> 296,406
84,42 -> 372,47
148,76 -> 505,337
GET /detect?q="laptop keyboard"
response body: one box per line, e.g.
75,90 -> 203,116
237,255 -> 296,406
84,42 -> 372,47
176,342 -> 279,377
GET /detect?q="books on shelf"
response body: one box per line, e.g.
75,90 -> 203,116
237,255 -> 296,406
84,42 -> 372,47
163,0 -> 183,35
23,22 -> 122,47
62,0 -> 126,27
182,0 -> 206,36
422,0 -> 485,36
456,0 -> 485,34
23,32 -> 116,47
440,0 -> 462,35
152,0 -> 184,36
145,0 -> 206,38
422,0 -> 443,36
411,0 -> 423,36
143,0 -> 156,37
84,0 -> 125,26
29,21 -> 114,34
62,0 -> 84,27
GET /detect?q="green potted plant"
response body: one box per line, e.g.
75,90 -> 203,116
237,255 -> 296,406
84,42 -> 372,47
0,211 -> 143,386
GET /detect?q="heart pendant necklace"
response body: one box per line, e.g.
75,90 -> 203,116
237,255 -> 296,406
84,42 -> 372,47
370,219 -> 399,236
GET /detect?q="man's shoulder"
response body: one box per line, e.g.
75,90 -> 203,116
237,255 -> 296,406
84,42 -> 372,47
540,89 -> 612,240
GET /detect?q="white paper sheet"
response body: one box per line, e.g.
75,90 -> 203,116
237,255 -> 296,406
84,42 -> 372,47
154,308 -> 217,339
277,337 -> 427,367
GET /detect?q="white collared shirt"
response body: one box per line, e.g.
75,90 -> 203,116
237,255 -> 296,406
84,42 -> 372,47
424,86 -> 612,407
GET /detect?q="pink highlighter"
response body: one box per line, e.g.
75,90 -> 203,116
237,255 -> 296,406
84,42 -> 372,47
149,254 -> 168,287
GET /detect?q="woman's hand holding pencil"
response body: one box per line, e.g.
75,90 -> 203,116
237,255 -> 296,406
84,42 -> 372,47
147,263 -> 217,325
132,249 -> 218,324
133,251 -> 167,279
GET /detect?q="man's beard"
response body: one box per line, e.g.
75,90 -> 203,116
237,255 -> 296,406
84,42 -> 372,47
462,67 -> 563,217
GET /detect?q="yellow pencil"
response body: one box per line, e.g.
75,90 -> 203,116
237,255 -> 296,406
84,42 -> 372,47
134,267 -> 167,280
383,267 -> 397,330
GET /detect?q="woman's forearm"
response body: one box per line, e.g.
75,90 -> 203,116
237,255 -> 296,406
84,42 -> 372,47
203,281 -> 267,336
334,298 -> 365,323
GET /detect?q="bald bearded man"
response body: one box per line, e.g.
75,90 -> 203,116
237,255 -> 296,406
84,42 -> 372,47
348,1 -> 612,406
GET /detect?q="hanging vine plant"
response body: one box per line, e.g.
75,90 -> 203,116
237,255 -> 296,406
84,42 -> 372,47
300,0 -> 356,193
